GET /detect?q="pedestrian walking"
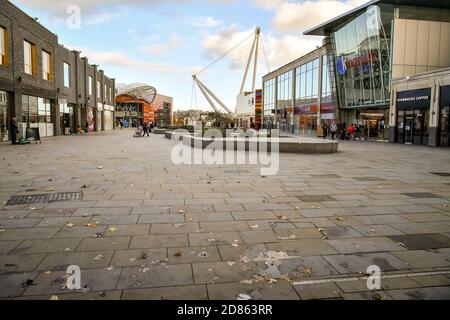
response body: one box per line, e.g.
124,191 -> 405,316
149,122 -> 154,133
347,123 -> 355,140
9,117 -> 19,145
321,121 -> 329,140
330,121 -> 338,141
119,120 -> 123,130
143,122 -> 149,137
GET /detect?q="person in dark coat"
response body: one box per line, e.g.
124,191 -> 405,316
143,122 -> 149,137
9,117 -> 18,145
321,121 -> 329,140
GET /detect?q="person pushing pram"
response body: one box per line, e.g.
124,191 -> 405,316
133,124 -> 143,138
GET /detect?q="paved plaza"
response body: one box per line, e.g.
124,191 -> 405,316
0,129 -> 450,300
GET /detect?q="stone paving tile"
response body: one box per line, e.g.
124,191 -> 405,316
340,290 -> 393,300
74,207 -> 132,216
400,213 -> 450,222
0,218 -> 41,228
186,212 -> 234,222
53,225 -> 107,238
232,211 -> 277,221
22,269 -> 121,296
352,224 -> 405,237
208,281 -> 300,300
111,248 -> 167,267
131,207 -> 170,215
200,221 -> 250,232
11,238 -> 82,254
150,223 -> 200,234
391,222 -> 450,234
393,250 -> 450,268
0,272 -> 38,298
388,234 -> 450,250
412,274 -> 450,287
168,246 -> 221,264
17,290 -> 123,300
92,215 -> 139,225
386,286 -> 450,300
36,250 -> 115,271
323,252 -> 411,274
0,227 -> 60,240
0,240 -> 21,254
192,261 -> 256,284
77,236 -> 131,251
129,234 -> 189,249
294,282 -> 342,300
189,232 -> 242,247
122,285 -> 208,300
0,254 -> 46,273
352,215 -> 410,225
266,240 -> 338,256
321,226 -> 363,239
301,208 -> 351,218
104,224 -> 150,237
116,264 -> 193,290
34,217 -> 91,228
326,237 -> 406,254
218,244 -> 268,261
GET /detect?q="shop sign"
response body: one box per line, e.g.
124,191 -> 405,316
336,51 -> 377,76
116,106 -> 138,112
396,88 -> 431,109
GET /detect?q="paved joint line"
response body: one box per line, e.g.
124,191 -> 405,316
292,270 -> 450,286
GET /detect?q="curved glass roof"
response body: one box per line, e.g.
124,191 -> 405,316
116,83 -> 157,104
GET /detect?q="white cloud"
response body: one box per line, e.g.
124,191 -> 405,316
70,46 -> 180,73
186,15 -> 223,28
251,0 -> 283,10
272,0 -> 368,33
139,34 -> 183,56
201,25 -> 321,73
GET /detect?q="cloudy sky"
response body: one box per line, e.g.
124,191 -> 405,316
12,0 -> 367,111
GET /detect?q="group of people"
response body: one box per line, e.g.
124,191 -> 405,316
321,120 -> 338,141
321,121 -> 363,141
134,121 -> 154,137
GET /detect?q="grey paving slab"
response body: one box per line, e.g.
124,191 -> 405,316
393,250 -> 450,268
323,252 -> 410,274
77,236 -> 131,251
122,285 -> 208,300
0,227 -> 60,240
0,254 -> 46,273
36,250 -> 115,271
0,218 -> 41,228
208,281 -> 300,300
326,237 -> 406,254
0,272 -> 38,298
129,234 -> 189,249
10,238 -> 82,254
192,261 -> 256,284
386,286 -> 450,300
294,282 -> 342,300
0,240 -> 21,254
111,248 -> 167,267
388,234 -> 450,250
168,246 -> 221,264
189,232 -> 243,247
116,264 -> 193,289
321,226 -> 363,239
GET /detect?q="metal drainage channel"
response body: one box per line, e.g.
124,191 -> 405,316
6,192 -> 82,206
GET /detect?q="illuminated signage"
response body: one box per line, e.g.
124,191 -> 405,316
336,51 -> 377,76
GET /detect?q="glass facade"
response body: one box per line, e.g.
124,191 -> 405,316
263,78 -> 276,129
332,5 -> 392,109
277,70 -> 293,132
322,55 -> 332,102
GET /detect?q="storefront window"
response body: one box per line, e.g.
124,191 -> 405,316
22,95 -> 52,135
296,59 -> 319,104
322,55 -> 332,102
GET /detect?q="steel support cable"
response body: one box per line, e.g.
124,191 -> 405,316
195,32 -> 254,76
260,34 -> 271,74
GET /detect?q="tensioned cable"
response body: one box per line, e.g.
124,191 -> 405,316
260,34 -> 271,74
195,32 -> 254,76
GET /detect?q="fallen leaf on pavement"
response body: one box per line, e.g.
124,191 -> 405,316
65,223 -> 74,228
86,223 -> 98,228
108,227 -> 118,232
174,250 -> 183,257
50,295 -> 59,300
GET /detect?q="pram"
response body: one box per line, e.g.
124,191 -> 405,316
133,126 -> 143,138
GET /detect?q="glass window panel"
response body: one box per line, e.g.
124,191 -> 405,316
22,95 -> 29,123
0,27 -> 5,65
64,62 -> 70,87
24,41 -> 32,75
29,96 -> 38,123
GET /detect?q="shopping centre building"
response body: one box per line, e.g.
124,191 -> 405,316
0,0 -> 116,142
115,83 -> 173,128
302,0 -> 450,145
262,45 -> 335,136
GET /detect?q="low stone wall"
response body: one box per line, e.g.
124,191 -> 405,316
165,131 -> 339,154
153,129 -> 167,135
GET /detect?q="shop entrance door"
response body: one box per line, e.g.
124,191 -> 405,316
0,104 -> 7,141
404,110 -> 414,144
439,106 -> 450,147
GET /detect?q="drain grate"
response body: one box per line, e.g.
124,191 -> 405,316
6,192 -> 82,206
